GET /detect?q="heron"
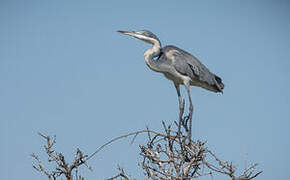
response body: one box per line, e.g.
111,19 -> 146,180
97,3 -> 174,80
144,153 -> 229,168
118,30 -> 224,138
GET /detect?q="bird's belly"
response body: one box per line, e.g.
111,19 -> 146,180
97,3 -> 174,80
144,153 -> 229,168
163,72 -> 186,84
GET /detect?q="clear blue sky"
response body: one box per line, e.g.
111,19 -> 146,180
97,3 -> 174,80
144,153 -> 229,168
1,0 -> 290,179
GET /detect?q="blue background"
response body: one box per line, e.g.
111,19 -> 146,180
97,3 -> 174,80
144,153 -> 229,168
1,0 -> 290,179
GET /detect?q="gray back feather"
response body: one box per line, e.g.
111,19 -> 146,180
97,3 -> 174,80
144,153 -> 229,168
161,45 -> 218,86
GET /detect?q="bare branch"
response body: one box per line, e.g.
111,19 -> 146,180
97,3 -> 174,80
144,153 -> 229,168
86,129 -> 164,161
137,121 -> 262,180
32,133 -> 91,180
105,166 -> 134,180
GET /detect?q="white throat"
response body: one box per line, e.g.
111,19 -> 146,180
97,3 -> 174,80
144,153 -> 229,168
143,40 -> 161,72
144,40 -> 161,58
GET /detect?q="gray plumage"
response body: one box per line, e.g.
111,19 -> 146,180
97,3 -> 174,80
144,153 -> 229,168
156,45 -> 224,93
118,29 -> 224,135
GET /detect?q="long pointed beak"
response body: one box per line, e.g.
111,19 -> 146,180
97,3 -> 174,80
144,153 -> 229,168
117,30 -> 154,45
117,30 -> 137,37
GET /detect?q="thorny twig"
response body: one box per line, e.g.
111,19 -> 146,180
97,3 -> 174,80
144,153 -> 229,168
88,116 -> 262,180
139,120 -> 262,179
86,129 -> 164,161
31,133 -> 91,180
105,166 -> 134,180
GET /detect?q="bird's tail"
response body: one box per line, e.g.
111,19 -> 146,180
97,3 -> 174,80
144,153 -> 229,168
214,75 -> 224,93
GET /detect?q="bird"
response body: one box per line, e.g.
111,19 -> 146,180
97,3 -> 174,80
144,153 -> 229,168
118,30 -> 224,137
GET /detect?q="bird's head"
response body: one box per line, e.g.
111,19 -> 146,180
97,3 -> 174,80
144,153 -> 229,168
117,30 -> 161,46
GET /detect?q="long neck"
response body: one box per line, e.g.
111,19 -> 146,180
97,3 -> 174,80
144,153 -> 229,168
144,41 -> 162,72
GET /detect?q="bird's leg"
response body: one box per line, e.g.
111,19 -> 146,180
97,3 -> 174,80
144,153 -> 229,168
174,83 -> 184,136
174,83 -> 186,156
185,84 -> 193,142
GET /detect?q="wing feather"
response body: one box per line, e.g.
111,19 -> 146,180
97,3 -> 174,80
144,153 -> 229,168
164,46 -> 209,81
163,45 -> 224,91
